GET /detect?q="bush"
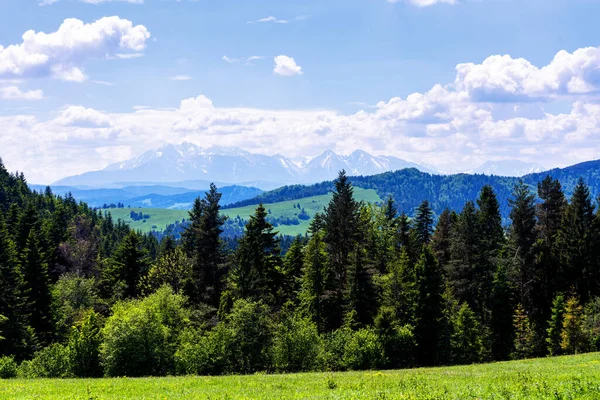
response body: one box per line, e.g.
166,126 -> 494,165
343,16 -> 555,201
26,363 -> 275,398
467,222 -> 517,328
100,286 -> 189,377
0,356 -> 17,379
68,310 -> 103,377
342,327 -> 384,370
271,314 -> 322,372
583,297 -> 600,351
176,324 -> 235,376
18,344 -> 71,378
320,328 -> 353,371
52,273 -> 100,340
375,307 -> 416,368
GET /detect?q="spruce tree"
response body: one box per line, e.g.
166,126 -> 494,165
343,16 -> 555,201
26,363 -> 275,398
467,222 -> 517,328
182,184 -> 227,306
512,303 -> 535,359
300,230 -> 328,331
282,237 -> 304,304
323,170 -> 359,329
412,200 -> 434,247
414,246 -> 445,366
431,208 -> 454,269
20,226 -> 53,346
451,303 -> 484,365
556,178 -> 598,302
230,204 -> 282,306
546,294 -> 565,356
381,248 -> 416,326
560,295 -> 587,354
0,212 -> 32,360
490,263 -> 514,360
507,181 -> 537,313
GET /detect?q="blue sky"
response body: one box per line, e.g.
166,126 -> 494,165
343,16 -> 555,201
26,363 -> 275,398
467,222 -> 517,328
1,0 -> 600,183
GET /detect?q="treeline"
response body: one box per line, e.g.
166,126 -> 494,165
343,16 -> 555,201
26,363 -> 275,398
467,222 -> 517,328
2,162 -> 600,379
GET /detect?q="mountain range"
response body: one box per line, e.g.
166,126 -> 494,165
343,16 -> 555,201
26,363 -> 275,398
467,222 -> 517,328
53,143 -> 438,188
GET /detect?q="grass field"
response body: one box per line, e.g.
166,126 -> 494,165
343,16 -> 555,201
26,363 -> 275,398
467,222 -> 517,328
2,353 -> 600,399
104,187 -> 382,236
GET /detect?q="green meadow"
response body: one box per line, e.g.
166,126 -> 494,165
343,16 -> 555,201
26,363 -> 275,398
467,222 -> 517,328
2,352 -> 600,399
105,187 -> 382,236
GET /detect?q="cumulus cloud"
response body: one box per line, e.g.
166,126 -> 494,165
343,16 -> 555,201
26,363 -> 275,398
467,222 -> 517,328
0,17 -> 151,82
273,55 -> 303,76
387,0 -> 457,6
0,86 -> 43,100
455,47 -> 600,101
7,45 -> 600,183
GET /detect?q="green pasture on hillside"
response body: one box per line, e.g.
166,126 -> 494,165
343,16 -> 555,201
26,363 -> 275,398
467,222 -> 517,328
105,187 -> 382,236
2,352 -> 600,399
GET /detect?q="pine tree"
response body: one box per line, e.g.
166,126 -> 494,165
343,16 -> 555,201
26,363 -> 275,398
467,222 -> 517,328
451,303 -> 484,365
560,295 -> 588,354
0,212 -> 33,360
323,170 -> 359,329
381,248 -> 416,326
182,183 -> 227,306
512,303 -> 535,359
282,237 -> 304,304
230,204 -> 282,306
535,176 -> 565,324
414,246 -> 445,366
431,208 -> 454,269
300,230 -> 329,331
490,263 -> 514,360
344,245 -> 378,328
101,231 -> 150,300
507,181 -> 537,313
20,227 -> 53,346
412,200 -> 434,247
447,201 -> 481,310
546,294 -> 565,356
556,178 -> 598,302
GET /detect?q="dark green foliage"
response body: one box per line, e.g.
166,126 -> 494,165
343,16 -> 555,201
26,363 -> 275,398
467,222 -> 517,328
67,310 -> 103,378
281,237 -> 304,304
228,204 -> 282,306
271,313 -> 322,372
51,273 -> 100,340
19,343 -> 71,378
414,246 -> 445,366
0,356 -> 18,379
546,294 -> 566,356
182,183 -> 227,306
490,263 -> 514,360
412,200 -> 434,247
451,303 -> 484,364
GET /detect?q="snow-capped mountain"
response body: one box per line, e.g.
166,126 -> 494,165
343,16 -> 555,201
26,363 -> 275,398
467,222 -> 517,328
54,143 -> 435,187
472,160 -> 546,177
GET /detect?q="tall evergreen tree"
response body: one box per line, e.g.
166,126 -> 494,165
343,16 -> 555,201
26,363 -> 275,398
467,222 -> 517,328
182,184 -> 227,306
20,226 -> 53,346
229,204 -> 282,306
0,212 -> 32,360
507,181 -> 537,313
490,263 -> 514,360
556,178 -> 599,302
300,230 -> 329,331
414,246 -> 445,366
431,208 -> 454,270
322,170 -> 359,329
546,294 -> 566,356
412,200 -> 434,247
282,237 -> 304,304
381,248 -> 416,326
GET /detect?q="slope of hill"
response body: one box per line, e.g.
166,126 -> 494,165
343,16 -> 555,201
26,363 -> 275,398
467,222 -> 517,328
53,143 -> 436,187
226,159 -> 600,220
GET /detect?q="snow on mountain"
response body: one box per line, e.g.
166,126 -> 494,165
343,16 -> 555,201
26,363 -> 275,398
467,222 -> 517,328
472,160 -> 546,177
55,143 -> 436,187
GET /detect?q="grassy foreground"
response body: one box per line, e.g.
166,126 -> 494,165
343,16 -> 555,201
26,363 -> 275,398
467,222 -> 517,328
2,353 -> 600,400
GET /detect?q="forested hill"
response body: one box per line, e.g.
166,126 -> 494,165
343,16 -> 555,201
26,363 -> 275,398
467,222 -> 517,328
224,160 -> 600,219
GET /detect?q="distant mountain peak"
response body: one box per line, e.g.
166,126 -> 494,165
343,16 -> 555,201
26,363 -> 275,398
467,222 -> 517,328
55,143 -> 437,187
472,160 -> 545,177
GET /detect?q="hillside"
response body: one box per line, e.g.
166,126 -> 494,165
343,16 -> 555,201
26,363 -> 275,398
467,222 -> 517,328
226,160 -> 600,219
107,187 -> 381,236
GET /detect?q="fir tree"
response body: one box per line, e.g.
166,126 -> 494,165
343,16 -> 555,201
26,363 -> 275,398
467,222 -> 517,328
282,237 -> 304,304
412,200 -> 434,247
561,295 -> 588,354
300,230 -> 328,331
490,263 -> 514,360
546,294 -> 566,356
414,246 -> 445,366
451,303 -> 484,365
512,303 -> 535,359
431,208 -> 454,269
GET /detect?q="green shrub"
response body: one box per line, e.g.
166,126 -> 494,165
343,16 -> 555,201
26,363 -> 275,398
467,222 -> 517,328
342,327 -> 384,370
68,310 -> 103,377
320,328 -> 353,371
52,273 -> 100,340
19,343 -> 71,378
0,356 -> 18,379
271,314 -> 322,372
375,307 -> 416,368
176,324 -> 234,376
100,286 -> 189,377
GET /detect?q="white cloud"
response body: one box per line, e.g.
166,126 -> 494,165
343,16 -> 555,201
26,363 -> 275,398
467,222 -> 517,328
455,47 -> 600,101
0,17 -> 151,82
387,0 -> 457,6
222,55 -> 238,64
168,75 -> 193,81
7,46 -> 600,183
247,16 -> 289,24
0,86 -> 43,100
273,55 -> 303,76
